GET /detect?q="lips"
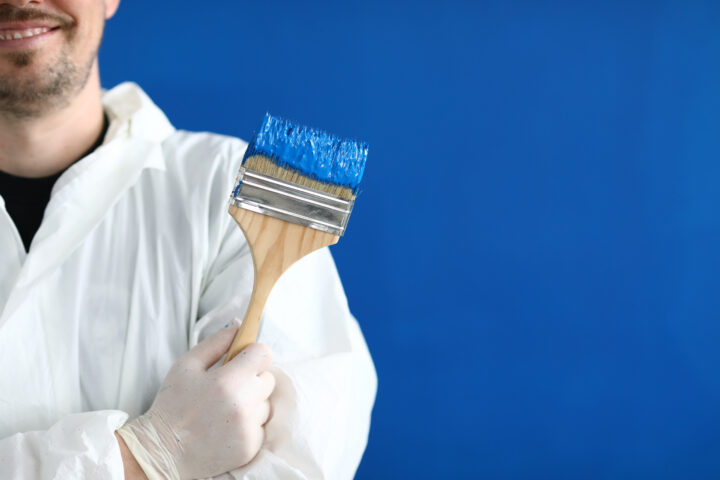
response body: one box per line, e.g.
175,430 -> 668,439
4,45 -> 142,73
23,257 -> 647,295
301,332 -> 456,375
0,22 -> 62,50
0,27 -> 53,40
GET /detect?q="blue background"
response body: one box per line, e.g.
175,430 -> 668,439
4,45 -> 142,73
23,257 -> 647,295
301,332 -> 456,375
102,1 -> 720,478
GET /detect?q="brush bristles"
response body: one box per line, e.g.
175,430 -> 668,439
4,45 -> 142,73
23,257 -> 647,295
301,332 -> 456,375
243,155 -> 356,201
248,113 -> 367,191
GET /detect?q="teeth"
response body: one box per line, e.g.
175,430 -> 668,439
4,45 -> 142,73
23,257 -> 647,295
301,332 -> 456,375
0,27 -> 50,41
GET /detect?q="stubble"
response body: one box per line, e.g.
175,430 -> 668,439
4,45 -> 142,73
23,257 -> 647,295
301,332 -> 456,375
0,6 -> 94,120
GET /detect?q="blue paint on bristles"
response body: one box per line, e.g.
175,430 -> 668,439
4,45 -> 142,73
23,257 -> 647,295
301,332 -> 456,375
243,113 -> 368,194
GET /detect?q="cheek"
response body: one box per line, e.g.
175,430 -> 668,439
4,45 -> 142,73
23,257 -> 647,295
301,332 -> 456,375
65,4 -> 107,49
53,0 -> 107,33
50,0 -> 103,12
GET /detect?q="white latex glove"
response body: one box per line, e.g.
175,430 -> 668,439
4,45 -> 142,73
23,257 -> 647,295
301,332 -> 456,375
117,320 -> 275,480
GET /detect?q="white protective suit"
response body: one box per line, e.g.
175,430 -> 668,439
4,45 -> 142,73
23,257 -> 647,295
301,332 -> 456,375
0,83 -> 377,479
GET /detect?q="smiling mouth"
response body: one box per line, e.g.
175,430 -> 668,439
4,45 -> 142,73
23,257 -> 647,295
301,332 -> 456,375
0,26 -> 60,41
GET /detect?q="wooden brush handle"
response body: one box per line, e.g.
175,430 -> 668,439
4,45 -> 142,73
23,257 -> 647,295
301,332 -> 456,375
223,205 -> 339,364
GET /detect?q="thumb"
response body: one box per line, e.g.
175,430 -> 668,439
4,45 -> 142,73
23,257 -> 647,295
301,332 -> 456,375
185,319 -> 241,370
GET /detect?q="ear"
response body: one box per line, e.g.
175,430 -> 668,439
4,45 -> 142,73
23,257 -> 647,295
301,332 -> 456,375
104,0 -> 120,20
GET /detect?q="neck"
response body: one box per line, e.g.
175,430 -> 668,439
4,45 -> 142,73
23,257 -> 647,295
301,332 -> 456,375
0,60 -> 105,178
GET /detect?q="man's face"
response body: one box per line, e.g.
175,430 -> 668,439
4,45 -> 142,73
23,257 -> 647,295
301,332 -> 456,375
0,0 -> 119,118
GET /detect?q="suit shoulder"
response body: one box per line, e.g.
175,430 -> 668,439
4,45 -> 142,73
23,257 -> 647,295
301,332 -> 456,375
161,130 -> 247,176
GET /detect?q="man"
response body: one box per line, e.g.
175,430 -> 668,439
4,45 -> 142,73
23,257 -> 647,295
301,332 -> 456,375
0,0 -> 377,478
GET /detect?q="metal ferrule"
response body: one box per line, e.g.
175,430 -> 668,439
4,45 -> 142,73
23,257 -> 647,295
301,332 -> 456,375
230,167 -> 355,236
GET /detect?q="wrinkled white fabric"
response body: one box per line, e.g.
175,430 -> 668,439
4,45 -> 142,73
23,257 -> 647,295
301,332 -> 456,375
0,82 -> 377,479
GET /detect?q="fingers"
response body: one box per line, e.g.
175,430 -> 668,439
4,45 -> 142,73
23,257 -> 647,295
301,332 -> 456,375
256,370 -> 276,400
225,342 -> 273,374
185,319 -> 241,370
244,426 -> 266,465
257,399 -> 272,426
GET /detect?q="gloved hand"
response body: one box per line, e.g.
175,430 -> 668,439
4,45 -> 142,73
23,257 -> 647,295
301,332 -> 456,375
117,320 -> 275,480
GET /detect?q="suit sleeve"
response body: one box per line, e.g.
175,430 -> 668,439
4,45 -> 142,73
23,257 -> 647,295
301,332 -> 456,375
0,410 -> 129,479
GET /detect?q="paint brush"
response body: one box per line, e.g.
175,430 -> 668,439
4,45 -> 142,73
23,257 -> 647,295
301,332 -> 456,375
223,113 -> 368,363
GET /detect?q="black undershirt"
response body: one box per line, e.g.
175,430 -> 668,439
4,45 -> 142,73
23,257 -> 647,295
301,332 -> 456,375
0,113 -> 110,251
